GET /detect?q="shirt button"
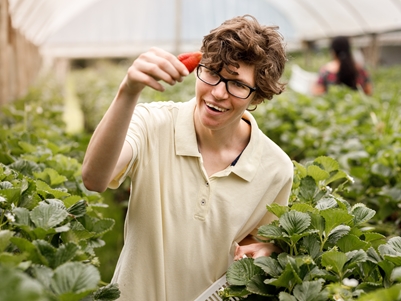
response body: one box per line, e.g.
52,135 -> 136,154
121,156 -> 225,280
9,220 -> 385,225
206,182 -> 209,187
201,199 -> 206,206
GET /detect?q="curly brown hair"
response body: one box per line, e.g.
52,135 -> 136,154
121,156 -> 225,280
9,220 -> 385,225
200,15 -> 287,105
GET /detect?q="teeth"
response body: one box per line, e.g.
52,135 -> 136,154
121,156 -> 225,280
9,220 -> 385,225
206,102 -> 228,112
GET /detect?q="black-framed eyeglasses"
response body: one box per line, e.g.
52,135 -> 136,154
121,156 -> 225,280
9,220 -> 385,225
196,64 -> 256,99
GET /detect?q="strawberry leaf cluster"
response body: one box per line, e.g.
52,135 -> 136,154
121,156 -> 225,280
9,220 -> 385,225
220,156 -> 401,301
0,86 -> 119,301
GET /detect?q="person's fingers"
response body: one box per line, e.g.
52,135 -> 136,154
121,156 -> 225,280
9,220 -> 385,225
144,47 -> 189,80
234,245 -> 251,261
126,48 -> 188,92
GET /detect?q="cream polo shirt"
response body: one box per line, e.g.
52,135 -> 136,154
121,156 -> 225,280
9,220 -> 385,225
110,99 -> 293,301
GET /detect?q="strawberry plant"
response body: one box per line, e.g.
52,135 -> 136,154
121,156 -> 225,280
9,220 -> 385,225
0,84 -> 120,301
219,156 -> 401,301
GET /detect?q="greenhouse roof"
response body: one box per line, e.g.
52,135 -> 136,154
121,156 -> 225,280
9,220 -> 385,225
8,0 -> 401,58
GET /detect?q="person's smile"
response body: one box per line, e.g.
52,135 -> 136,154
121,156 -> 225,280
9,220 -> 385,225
204,100 -> 229,113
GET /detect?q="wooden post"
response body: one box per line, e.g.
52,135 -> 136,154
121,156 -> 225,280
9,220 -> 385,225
0,0 -> 42,105
0,0 -> 9,105
367,33 -> 379,69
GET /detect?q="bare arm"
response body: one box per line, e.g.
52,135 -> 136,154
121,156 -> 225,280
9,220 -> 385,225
82,47 -> 189,192
311,82 -> 326,96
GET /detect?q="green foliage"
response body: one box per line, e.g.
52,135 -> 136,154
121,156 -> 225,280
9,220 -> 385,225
220,157 -> 401,300
253,64 -> 401,236
0,85 -> 119,300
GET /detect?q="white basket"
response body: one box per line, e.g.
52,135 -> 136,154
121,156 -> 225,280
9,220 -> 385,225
194,274 -> 239,301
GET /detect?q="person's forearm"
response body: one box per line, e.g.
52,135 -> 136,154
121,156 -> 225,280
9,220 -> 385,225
81,83 -> 140,192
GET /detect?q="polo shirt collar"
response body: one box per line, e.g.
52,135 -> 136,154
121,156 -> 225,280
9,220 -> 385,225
175,98 -> 200,157
175,98 -> 262,182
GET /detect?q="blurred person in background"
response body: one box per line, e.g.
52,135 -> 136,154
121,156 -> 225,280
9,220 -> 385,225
312,35 -> 373,96
82,15 -> 293,301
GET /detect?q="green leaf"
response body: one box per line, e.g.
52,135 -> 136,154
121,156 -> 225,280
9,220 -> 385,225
92,218 -> 115,237
30,265 -> 54,290
321,250 -> 347,275
0,252 -> 27,266
346,249 -> 368,268
383,254 -> 401,266
366,247 -> 382,264
18,141 -> 37,153
63,195 -> 84,208
33,240 -> 56,267
30,201 -> 69,229
258,224 -> 286,240
254,256 -> 283,277
12,207 -> 31,226
351,203 -> 376,226
246,274 -> 277,296
302,235 -> 322,259
226,258 -> 263,286
64,220 -> 94,242
0,230 -> 14,252
93,283 -> 121,301
309,213 -> 325,236
280,211 -> 311,236
356,283 -> 401,301
314,156 -> 340,173
0,187 -> 20,207
387,236 -> 401,253
34,168 -> 68,186
10,237 -> 48,265
337,234 -> 370,252
327,225 -> 351,244
298,176 -> 318,203
320,208 -> 353,238
315,196 -> 338,211
219,285 -> 249,299
50,262 -> 100,298
9,160 -> 41,177
292,279 -> 326,301
36,180 -> 70,199
291,203 -> 318,214
0,265 -> 46,301
325,170 -> 349,185
293,161 -> 307,178
53,242 -> 80,268
265,259 -> 302,288
67,199 -> 87,218
307,165 -> 330,182
266,203 -> 289,218
391,266 -> 401,282
279,292 -> 297,301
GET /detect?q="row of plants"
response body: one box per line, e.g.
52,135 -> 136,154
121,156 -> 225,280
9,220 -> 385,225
253,64 -> 401,237
0,77 -> 120,301
220,156 -> 401,300
216,60 -> 401,300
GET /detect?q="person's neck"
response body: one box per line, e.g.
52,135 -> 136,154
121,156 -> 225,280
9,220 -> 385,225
195,117 -> 250,154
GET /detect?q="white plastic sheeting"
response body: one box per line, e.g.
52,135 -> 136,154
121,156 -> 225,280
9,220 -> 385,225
8,0 -> 401,59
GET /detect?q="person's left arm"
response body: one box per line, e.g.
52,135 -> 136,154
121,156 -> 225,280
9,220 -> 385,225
234,235 -> 281,260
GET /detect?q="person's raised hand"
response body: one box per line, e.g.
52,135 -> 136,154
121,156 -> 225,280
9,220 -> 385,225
121,47 -> 190,96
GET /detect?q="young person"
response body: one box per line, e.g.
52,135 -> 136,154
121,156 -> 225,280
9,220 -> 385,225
82,15 -> 293,301
312,36 -> 373,96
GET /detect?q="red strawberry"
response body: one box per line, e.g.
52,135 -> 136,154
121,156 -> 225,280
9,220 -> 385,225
177,51 -> 202,73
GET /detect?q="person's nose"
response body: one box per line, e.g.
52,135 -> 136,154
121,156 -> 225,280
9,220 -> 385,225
211,81 -> 229,100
